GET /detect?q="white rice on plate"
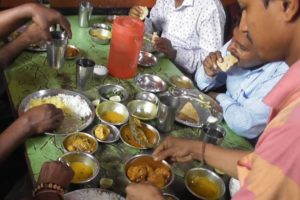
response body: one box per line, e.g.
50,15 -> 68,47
27,94 -> 92,133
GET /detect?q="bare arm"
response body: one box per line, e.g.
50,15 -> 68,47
0,23 -> 48,69
0,3 -> 71,39
0,4 -> 31,39
153,136 -> 251,178
0,104 -> 63,165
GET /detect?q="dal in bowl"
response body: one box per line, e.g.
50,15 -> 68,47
127,100 -> 158,120
58,152 -> 99,184
185,168 -> 225,200
96,101 -> 129,126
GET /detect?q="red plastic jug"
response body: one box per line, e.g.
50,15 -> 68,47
108,16 -> 144,79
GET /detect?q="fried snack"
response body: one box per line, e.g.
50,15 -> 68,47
217,55 -> 238,72
152,32 -> 159,43
139,6 -> 149,20
177,102 -> 200,123
94,124 -> 111,141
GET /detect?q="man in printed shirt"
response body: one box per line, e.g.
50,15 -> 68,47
195,26 -> 288,139
129,0 -> 226,74
126,0 -> 300,199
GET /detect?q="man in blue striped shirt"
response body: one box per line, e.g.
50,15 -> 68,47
195,27 -> 288,139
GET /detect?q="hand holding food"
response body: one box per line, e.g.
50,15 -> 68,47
126,183 -> 165,200
202,51 -> 223,77
21,104 -> 64,136
129,6 -> 149,20
154,37 -> 177,60
153,136 -> 201,163
217,55 -> 238,72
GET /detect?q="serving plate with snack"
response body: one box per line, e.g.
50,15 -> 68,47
175,95 -> 222,128
18,89 -> 95,135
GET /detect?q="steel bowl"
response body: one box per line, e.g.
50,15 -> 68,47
96,101 -> 129,126
135,91 -> 159,105
138,51 -> 158,67
18,89 -> 95,135
91,123 -> 120,143
120,122 -> 160,149
135,74 -> 167,93
58,152 -> 100,184
91,23 -> 111,29
63,132 -> 98,154
185,168 -> 225,200
127,100 -> 158,120
89,24 -> 111,45
169,75 -> 193,89
124,154 -> 174,189
93,65 -> 108,77
98,84 -> 129,102
65,45 -> 80,60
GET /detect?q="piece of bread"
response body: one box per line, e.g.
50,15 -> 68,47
217,55 -> 238,72
151,32 -> 159,43
177,102 -> 200,123
139,6 -> 149,20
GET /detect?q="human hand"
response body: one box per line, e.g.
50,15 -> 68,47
126,183 -> 164,200
153,136 -> 202,162
26,3 -> 72,39
202,51 -> 223,77
37,161 -> 74,188
21,23 -> 48,45
20,104 -> 64,136
129,6 -> 144,19
154,37 -> 177,60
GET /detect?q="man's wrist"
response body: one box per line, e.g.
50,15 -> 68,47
18,114 -> 35,137
191,140 -> 203,161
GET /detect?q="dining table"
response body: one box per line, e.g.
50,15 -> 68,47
3,15 -> 253,199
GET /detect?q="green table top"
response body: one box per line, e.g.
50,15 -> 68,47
4,16 -> 253,199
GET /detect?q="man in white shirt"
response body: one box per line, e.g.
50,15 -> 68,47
129,0 -> 226,75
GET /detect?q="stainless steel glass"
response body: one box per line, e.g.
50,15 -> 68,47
47,31 -> 68,69
202,123 -> 226,145
76,58 -> 95,90
156,95 -> 179,133
79,1 -> 93,28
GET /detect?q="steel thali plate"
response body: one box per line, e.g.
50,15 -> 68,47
18,89 -> 95,135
